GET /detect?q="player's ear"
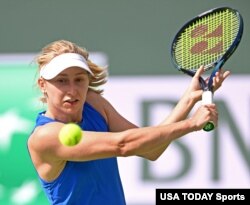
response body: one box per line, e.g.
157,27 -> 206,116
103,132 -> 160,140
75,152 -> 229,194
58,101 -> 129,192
38,77 -> 46,92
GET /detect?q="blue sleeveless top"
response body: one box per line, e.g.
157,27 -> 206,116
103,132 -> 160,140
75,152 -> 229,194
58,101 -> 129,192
32,103 -> 126,205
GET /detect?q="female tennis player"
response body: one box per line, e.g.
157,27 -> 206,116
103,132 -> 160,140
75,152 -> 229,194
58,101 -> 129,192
27,40 -> 230,205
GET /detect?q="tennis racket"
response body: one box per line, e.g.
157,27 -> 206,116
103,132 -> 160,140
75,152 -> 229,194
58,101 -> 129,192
171,7 -> 244,131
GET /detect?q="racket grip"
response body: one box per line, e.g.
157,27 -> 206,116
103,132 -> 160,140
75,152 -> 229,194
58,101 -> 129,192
202,91 -> 215,132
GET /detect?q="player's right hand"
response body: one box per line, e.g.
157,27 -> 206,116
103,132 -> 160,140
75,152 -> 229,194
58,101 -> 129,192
190,104 -> 218,131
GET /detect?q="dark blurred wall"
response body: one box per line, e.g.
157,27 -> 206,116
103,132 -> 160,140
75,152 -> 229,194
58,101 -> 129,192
0,0 -> 249,75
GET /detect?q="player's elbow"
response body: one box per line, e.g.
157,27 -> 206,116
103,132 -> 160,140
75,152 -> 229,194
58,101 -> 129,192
138,152 -> 161,161
116,140 -> 132,157
115,130 -> 136,157
116,142 -> 129,157
147,155 -> 160,161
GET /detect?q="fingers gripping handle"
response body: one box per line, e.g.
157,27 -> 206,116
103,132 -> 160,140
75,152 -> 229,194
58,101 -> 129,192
202,91 -> 215,132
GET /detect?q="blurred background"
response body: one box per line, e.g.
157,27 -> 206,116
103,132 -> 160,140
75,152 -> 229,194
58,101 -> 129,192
0,0 -> 249,204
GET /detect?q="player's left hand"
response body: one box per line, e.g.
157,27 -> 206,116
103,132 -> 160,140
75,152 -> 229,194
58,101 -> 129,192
211,68 -> 231,92
184,66 -> 231,103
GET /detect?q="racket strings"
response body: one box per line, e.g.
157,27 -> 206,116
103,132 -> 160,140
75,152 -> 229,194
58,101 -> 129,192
174,9 -> 240,71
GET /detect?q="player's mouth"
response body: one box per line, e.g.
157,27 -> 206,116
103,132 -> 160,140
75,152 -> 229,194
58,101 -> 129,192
64,99 -> 80,107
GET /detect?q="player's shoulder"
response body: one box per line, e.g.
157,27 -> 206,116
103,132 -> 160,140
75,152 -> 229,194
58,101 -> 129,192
87,89 -> 105,100
28,122 -> 63,151
86,90 -> 110,108
86,90 -> 111,122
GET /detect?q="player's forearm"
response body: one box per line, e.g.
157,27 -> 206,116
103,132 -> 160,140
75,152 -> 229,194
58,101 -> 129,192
117,119 -> 195,157
136,95 -> 197,160
137,143 -> 170,161
160,92 -> 197,125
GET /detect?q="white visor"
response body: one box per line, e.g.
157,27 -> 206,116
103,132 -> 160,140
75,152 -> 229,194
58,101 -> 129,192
40,53 -> 94,80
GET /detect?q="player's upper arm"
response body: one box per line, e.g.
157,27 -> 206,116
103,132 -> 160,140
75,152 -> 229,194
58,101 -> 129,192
28,121 -> 125,162
28,122 -> 65,159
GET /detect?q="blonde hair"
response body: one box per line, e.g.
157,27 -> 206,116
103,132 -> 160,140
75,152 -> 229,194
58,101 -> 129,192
36,40 -> 108,95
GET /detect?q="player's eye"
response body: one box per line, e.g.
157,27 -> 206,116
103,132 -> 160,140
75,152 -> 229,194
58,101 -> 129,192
75,78 -> 84,82
56,78 -> 68,84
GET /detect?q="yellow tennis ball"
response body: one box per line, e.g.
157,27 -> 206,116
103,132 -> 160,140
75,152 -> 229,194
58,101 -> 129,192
59,123 -> 82,146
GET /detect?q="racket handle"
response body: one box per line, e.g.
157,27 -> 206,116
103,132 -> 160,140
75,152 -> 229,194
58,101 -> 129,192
202,91 -> 215,132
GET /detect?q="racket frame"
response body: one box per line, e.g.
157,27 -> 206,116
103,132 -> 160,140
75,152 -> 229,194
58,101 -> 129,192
170,6 -> 244,131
